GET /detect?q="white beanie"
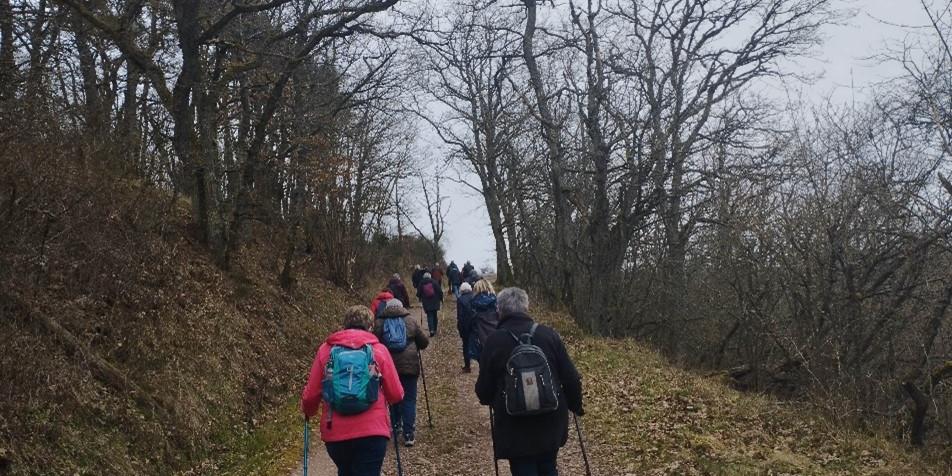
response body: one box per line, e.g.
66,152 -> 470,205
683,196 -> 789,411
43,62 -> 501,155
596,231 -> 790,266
460,282 -> 472,293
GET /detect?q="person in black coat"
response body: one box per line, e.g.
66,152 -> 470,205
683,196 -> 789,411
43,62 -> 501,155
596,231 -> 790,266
447,261 -> 462,297
388,273 -> 411,309
415,272 -> 444,337
411,265 -> 426,291
465,269 -> 481,286
456,282 -> 476,372
474,287 -> 583,476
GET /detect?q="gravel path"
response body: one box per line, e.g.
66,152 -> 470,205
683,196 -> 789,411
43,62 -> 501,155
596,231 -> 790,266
294,297 -> 601,476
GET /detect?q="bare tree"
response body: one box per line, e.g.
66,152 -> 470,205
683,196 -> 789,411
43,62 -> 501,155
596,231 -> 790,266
401,169 -> 449,262
55,0 -> 401,248
417,0 -> 526,284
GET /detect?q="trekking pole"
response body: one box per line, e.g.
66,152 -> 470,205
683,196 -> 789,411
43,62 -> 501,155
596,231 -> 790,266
418,352 -> 434,428
489,407 -> 500,476
302,418 -> 310,476
390,406 -> 404,476
573,413 -> 592,476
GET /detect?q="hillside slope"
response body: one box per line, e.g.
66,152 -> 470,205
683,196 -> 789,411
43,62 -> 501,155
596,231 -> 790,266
0,167 -> 353,474
548,306 -> 951,475
261,297 -> 950,476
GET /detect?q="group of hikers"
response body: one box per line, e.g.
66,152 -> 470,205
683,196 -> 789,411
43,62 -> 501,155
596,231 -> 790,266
300,261 -> 585,476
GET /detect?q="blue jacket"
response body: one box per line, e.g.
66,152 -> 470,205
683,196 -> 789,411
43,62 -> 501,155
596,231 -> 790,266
470,293 -> 498,347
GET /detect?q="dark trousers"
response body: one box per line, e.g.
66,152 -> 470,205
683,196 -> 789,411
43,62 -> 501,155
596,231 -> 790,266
390,374 -> 419,439
425,309 -> 438,335
508,451 -> 559,476
460,331 -> 473,368
324,436 -> 388,476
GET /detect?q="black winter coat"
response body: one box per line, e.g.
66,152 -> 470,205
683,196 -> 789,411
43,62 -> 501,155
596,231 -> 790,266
411,269 -> 426,290
474,313 -> 583,459
456,292 -> 475,335
388,278 -> 411,308
415,277 -> 444,311
448,265 -> 462,285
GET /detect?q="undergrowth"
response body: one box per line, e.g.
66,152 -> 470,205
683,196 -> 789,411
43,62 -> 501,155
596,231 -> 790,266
0,136 -> 364,475
534,308 -> 952,475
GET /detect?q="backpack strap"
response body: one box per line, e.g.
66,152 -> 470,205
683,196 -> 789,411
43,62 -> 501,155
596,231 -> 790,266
507,322 -> 540,345
525,322 -> 539,345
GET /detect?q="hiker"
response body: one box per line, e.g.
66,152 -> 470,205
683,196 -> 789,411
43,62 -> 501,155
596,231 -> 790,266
430,263 -> 444,287
475,287 -> 583,476
465,268 -> 481,286
371,288 -> 395,317
456,282 -> 476,373
447,261 -> 462,297
416,272 -> 444,337
469,279 -> 498,361
373,300 -> 430,447
411,265 -> 426,291
461,260 -> 474,280
387,273 -> 411,309
301,305 -> 404,476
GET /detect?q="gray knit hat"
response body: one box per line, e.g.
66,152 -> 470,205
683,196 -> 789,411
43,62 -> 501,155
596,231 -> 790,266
380,299 -> 409,318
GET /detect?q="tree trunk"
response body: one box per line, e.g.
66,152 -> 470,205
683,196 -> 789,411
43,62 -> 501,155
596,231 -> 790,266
119,62 -> 141,170
73,13 -> 105,162
484,187 -> 513,285
170,0 -> 209,244
0,0 -> 16,100
522,0 -> 573,304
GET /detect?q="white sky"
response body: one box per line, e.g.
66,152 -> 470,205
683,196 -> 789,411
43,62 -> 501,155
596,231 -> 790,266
413,0 -> 938,271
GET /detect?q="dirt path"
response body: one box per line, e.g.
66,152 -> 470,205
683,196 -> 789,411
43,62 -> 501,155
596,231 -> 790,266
289,435 -> 336,476
293,297 -> 600,476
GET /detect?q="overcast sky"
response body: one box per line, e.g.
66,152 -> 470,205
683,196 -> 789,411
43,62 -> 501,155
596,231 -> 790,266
414,0 -> 939,271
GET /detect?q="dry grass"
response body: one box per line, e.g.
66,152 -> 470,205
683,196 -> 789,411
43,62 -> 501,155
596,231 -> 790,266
534,308 -> 952,476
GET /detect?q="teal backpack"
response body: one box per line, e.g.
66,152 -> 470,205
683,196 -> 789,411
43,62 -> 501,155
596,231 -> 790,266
321,344 -> 380,428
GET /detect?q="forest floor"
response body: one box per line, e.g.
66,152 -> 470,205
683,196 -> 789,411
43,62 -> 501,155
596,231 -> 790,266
264,294 -> 952,476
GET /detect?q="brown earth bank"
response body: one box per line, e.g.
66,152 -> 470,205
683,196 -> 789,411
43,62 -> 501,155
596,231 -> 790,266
0,156 -> 374,475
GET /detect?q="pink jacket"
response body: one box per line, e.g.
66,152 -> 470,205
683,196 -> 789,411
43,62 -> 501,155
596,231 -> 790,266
301,329 -> 404,442
370,290 -> 395,316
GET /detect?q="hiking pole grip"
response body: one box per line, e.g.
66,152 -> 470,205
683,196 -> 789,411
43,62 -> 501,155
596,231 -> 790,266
489,407 -> 500,476
302,418 -> 310,476
573,413 -> 592,476
418,352 -> 434,428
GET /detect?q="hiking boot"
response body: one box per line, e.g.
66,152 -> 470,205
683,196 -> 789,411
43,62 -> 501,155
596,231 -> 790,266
461,366 -> 471,373
404,437 -> 415,447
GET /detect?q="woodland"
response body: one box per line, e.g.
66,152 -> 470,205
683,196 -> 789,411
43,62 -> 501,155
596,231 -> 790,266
1,0 -> 951,473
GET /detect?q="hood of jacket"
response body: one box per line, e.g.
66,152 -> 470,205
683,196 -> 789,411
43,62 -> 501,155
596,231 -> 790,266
374,290 -> 394,301
380,302 -> 410,318
325,328 -> 380,349
458,291 -> 475,303
471,293 -> 497,312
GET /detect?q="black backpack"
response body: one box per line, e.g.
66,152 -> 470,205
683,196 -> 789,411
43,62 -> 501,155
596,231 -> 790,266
504,323 -> 560,416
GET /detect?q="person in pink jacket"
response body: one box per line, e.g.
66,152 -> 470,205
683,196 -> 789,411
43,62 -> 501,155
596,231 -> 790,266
302,305 -> 405,476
